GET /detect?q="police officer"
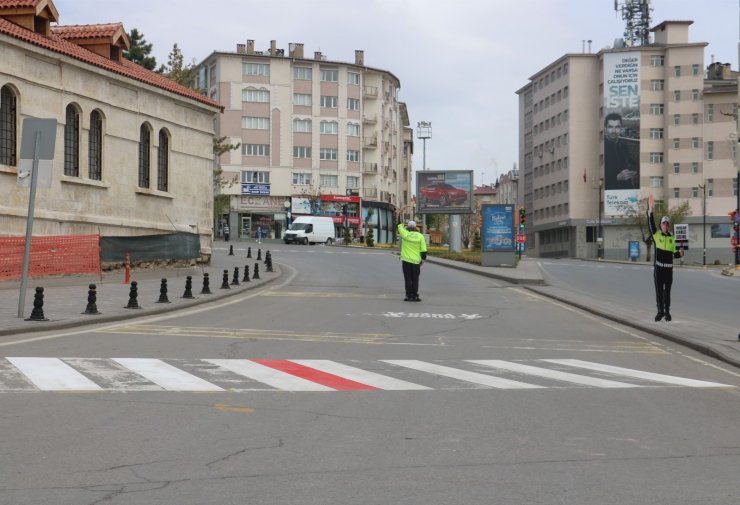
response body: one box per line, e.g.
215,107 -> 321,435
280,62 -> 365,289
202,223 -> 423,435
397,218 -> 427,302
647,194 -> 684,321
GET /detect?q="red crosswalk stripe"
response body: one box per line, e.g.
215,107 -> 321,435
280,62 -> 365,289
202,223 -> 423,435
250,359 -> 379,391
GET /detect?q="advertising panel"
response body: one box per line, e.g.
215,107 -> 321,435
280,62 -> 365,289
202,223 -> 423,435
481,204 -> 515,252
241,183 -> 271,195
603,51 -> 640,216
416,170 -> 474,214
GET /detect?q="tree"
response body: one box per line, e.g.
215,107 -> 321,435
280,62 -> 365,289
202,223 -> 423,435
623,198 -> 691,262
212,136 -> 241,224
124,28 -> 157,70
158,43 -> 196,88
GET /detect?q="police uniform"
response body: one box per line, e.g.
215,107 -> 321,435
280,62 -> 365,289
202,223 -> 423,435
397,221 -> 427,301
647,210 -> 682,321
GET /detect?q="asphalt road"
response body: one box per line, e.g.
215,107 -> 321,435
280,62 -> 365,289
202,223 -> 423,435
1,247 -> 739,505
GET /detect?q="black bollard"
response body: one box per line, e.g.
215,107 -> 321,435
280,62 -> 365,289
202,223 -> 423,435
229,244 -> 234,256
156,278 -> 171,303
182,275 -> 194,299
257,248 -> 262,261
242,264 -> 250,282
231,267 -> 240,286
25,286 -> 49,321
200,273 -> 212,294
253,262 -> 260,279
82,283 -> 101,315
125,281 -> 142,309
247,247 -> 252,258
221,269 -> 230,289
265,252 -> 273,272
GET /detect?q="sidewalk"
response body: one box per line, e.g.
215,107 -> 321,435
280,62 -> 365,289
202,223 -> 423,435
0,242 -> 280,337
425,255 -> 740,369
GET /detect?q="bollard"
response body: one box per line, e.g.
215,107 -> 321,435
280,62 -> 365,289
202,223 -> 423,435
229,244 -> 234,256
156,278 -> 171,303
82,283 -> 101,315
265,251 -> 273,272
263,250 -> 269,264
231,267 -> 240,286
200,273 -> 212,295
124,252 -> 131,285
182,275 -> 194,299
253,262 -> 260,279
221,269 -> 230,289
242,264 -> 250,282
125,281 -> 142,309
25,287 -> 49,321
247,247 -> 252,258
257,248 -> 262,261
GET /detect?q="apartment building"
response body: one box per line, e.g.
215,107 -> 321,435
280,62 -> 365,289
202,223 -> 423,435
517,20 -> 738,263
196,41 -> 411,243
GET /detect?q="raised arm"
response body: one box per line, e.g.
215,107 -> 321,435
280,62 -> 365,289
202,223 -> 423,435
646,194 -> 657,235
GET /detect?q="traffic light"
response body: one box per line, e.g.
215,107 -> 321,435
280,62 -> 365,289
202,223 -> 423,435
519,207 -> 526,231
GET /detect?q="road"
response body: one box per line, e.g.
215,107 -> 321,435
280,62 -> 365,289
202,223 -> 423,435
1,247 -> 739,505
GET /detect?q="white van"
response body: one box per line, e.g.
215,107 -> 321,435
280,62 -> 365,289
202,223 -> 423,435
284,216 -> 336,245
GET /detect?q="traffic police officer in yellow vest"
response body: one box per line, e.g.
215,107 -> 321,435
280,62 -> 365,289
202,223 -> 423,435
647,194 -> 684,322
397,219 -> 427,302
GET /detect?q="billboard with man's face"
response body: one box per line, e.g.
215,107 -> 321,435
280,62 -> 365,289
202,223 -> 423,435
416,170 -> 474,214
603,51 -> 641,216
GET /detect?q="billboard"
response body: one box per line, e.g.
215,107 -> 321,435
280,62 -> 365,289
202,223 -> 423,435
416,170 -> 474,214
603,51 -> 641,216
481,204 -> 515,252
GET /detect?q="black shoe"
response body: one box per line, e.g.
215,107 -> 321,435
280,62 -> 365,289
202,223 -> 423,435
404,297 -> 412,302
664,312 -> 672,322
412,296 -> 422,302
655,312 -> 664,322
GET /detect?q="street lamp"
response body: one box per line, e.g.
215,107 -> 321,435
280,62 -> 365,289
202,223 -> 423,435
699,183 -> 706,266
417,121 -> 432,231
598,177 -> 603,259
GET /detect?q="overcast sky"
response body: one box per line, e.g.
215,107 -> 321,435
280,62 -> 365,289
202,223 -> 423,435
55,0 -> 738,187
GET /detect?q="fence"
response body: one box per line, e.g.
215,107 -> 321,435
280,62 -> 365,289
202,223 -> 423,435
0,235 -> 101,280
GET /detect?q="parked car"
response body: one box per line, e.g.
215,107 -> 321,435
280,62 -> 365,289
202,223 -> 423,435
283,216 -> 336,245
419,182 -> 468,206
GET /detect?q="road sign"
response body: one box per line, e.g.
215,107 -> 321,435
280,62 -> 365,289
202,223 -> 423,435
673,223 -> 689,250
516,233 -> 526,244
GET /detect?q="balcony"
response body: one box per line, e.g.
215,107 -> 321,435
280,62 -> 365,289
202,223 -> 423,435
363,187 -> 378,199
362,114 -> 377,124
362,136 -> 378,149
363,86 -> 378,99
362,162 -> 378,174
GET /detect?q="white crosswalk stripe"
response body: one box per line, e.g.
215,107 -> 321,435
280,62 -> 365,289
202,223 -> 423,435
0,358 -> 733,393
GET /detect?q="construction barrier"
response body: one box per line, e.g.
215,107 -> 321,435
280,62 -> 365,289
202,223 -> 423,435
0,235 -> 101,280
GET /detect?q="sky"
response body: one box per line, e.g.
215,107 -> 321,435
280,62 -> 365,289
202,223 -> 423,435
54,0 -> 739,187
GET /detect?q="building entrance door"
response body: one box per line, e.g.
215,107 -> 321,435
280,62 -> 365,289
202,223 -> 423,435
240,215 -> 251,239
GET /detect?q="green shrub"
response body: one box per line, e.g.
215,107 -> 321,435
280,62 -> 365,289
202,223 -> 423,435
365,227 -> 375,247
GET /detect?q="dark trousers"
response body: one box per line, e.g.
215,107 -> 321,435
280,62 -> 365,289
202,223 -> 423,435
402,261 -> 421,298
653,266 -> 673,313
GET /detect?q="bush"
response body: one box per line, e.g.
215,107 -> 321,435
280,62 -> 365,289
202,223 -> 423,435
365,227 -> 375,247
342,227 -> 352,244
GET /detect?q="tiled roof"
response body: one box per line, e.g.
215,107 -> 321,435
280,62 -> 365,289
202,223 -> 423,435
0,0 -> 42,8
51,23 -> 123,40
0,17 -> 222,110
0,0 -> 58,21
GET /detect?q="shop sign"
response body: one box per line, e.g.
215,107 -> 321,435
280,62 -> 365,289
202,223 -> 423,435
237,195 -> 286,211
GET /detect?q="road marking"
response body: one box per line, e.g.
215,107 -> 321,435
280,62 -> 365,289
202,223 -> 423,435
382,360 -> 544,389
263,291 -> 392,299
543,359 -> 733,388
252,359 -> 379,391
204,359 -> 333,391
469,360 -> 639,388
111,358 -> 223,391
6,357 -> 102,391
290,360 -> 431,390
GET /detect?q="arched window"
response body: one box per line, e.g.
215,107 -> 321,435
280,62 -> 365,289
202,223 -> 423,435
89,110 -> 103,180
0,85 -> 17,167
138,123 -> 151,188
157,129 -> 169,192
64,104 -> 80,176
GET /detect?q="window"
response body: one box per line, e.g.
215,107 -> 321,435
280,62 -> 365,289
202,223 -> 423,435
563,86 -> 569,98
673,162 -> 680,174
347,72 -> 360,85
347,175 -> 359,188
293,67 -> 312,80
293,119 -> 312,132
293,146 -> 311,158
673,187 -> 680,198
706,141 -> 714,160
0,85 -> 17,166
673,90 -> 681,102
320,69 -> 338,82
650,176 -> 664,188
138,123 -> 151,188
320,95 -> 338,108
692,187 -> 698,198
650,103 -> 664,115
673,114 -> 680,125
320,174 -> 338,186
706,104 -> 714,122
319,148 -> 338,160
347,98 -> 360,110
672,138 -> 680,149
650,152 -> 664,163
692,89 -> 700,100
242,144 -> 270,156
651,55 -> 664,66
157,129 -> 169,192
242,89 -> 269,102
293,93 -> 312,106
242,171 -> 270,183
88,110 -> 103,181
320,121 -> 338,134
242,116 -> 270,129
674,65 -> 681,77
347,123 -> 360,137
692,162 -> 699,173
692,64 -> 700,76
292,172 -> 311,185
242,62 -> 269,76
691,113 -> 699,124
707,178 -> 713,197
692,137 -> 699,149
649,128 -> 663,139
64,104 -> 80,177
347,150 -> 360,162
650,79 -> 665,91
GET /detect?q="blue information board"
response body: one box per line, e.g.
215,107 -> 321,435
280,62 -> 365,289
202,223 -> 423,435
482,204 -> 515,252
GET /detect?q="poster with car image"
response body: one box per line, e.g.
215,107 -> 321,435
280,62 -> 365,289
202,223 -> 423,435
416,170 -> 474,214
481,204 -> 515,252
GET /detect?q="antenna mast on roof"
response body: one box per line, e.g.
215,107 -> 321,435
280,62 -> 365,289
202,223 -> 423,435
614,0 -> 652,46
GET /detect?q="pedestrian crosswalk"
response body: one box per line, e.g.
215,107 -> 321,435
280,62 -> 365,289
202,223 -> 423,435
0,357 -> 732,393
